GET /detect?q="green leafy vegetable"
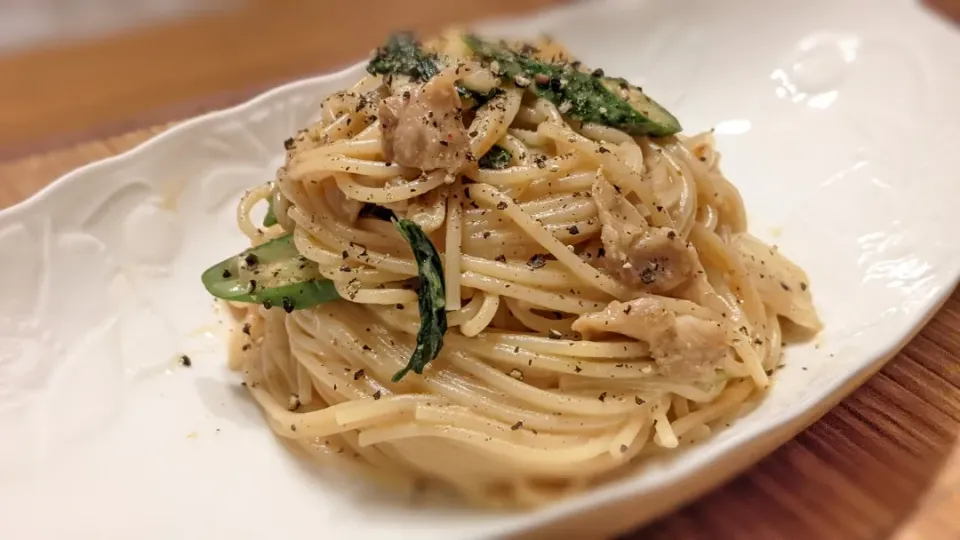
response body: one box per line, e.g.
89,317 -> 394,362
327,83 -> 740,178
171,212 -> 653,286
463,35 -> 681,137
367,32 -> 440,81
358,203 -> 398,222
367,32 -> 501,105
478,146 -> 512,170
262,201 -> 277,227
200,234 -> 339,311
392,219 -> 448,382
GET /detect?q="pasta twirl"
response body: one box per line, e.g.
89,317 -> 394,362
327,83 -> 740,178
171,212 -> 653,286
202,30 -> 822,508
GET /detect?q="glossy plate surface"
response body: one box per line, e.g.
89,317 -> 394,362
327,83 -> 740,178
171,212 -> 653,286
1,0 -> 959,538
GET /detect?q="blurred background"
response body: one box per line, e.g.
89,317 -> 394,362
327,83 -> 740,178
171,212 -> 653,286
0,0 -> 560,158
2,0 -> 958,160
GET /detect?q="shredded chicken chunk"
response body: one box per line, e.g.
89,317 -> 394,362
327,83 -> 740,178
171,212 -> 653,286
572,297 -> 729,379
592,177 -> 696,293
379,73 -> 469,173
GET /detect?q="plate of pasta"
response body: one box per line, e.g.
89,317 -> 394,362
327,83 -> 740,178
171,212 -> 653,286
2,0 -> 959,539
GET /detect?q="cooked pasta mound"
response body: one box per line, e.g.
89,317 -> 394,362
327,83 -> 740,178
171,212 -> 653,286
201,30 -> 822,507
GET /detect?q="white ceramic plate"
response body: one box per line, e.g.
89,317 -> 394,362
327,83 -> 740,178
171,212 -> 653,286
2,0 -> 959,538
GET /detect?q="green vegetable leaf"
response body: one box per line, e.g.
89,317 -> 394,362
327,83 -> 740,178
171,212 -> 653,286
262,201 -> 278,227
392,219 -> 448,381
463,35 -> 681,137
367,32 -> 502,106
367,32 -> 440,81
200,234 -> 339,311
358,203 -> 398,222
478,145 -> 512,170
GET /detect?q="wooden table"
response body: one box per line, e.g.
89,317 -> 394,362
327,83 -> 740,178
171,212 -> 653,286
1,2 -> 959,538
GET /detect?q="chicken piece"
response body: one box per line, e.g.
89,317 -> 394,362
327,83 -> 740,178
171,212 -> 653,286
379,73 -> 469,173
572,297 -> 729,379
592,177 -> 696,293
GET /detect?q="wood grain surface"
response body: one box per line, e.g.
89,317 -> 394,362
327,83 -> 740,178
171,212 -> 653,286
1,1 -> 959,538
0,0 -> 558,158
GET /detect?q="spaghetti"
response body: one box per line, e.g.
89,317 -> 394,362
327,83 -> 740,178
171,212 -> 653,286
205,30 -> 822,507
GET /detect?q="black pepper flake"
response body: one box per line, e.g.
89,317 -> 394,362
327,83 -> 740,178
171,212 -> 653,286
511,421 -> 523,431
496,201 -> 508,210
527,253 -> 547,269
282,297 -> 295,313
635,396 -> 645,405
574,365 -> 582,373
667,230 -> 677,240
242,344 -> 251,351
591,68 -> 604,77
549,77 -> 563,92
780,282 -> 791,291
341,250 -> 349,259
620,444 -> 628,454
468,130 -> 479,137
396,303 -> 405,310
362,344 -> 372,351
567,225 -> 580,235
534,156 -> 547,169
598,392 -> 607,402
262,299 -> 273,310
482,231 -> 491,239
640,267 -> 657,285
597,146 -> 610,154
283,137 -> 295,150
495,254 -> 507,263
800,282 -> 808,291
221,268 -> 232,279
439,140 -> 449,147
290,424 -> 297,432
242,323 -> 251,335
354,369 -> 365,380
179,355 -> 192,367
373,389 -> 382,400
